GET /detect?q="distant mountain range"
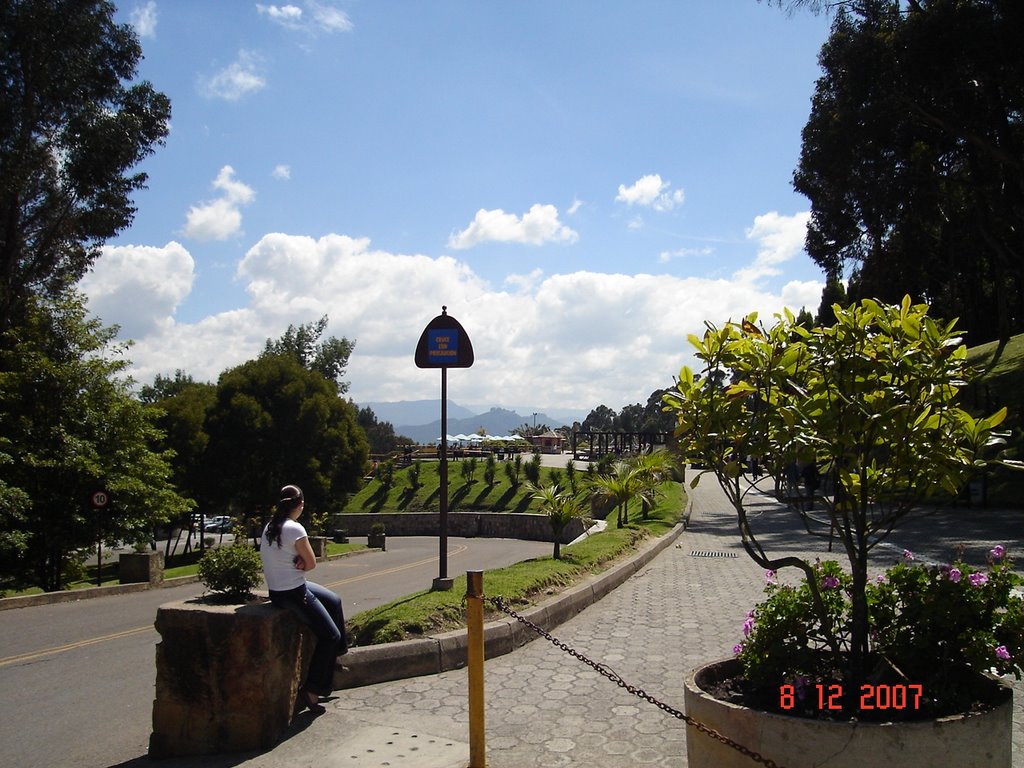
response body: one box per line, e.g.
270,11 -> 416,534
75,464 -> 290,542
359,400 -> 589,445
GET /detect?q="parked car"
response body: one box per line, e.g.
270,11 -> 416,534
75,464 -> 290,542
202,515 -> 235,533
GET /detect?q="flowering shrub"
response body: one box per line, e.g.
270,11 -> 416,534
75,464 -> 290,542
735,548 -> 1024,719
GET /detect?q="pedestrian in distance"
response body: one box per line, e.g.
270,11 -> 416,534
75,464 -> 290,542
801,460 -> 820,511
260,484 -> 348,714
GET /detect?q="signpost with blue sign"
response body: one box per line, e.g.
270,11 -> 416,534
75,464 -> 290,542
415,307 -> 474,590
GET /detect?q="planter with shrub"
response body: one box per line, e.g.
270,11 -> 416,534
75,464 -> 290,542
150,542 -> 314,757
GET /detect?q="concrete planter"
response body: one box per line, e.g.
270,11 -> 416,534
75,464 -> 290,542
367,532 -> 386,550
684,658 -> 1013,768
149,596 -> 315,758
308,535 -> 328,558
119,551 -> 164,585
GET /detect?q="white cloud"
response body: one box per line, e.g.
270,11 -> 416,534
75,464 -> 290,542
448,204 -> 579,249
272,164 -> 291,180
182,166 -> 256,241
130,1 -> 158,38
257,4 -> 304,29
308,1 -> 353,32
112,231 -> 821,411
199,50 -> 266,101
567,199 -> 583,216
734,211 -> 811,284
616,174 -> 685,212
659,246 -> 714,263
258,1 -> 353,33
504,268 -> 544,293
80,242 -> 194,339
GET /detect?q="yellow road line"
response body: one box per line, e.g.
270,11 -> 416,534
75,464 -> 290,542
0,544 -> 470,667
0,625 -> 153,666
323,543 -> 469,589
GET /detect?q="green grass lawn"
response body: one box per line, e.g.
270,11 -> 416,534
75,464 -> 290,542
341,457 -> 591,516
346,480 -> 685,646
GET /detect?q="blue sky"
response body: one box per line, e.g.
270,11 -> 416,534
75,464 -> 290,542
82,1 -> 835,415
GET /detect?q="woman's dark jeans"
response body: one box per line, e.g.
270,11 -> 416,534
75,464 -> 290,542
268,582 -> 347,696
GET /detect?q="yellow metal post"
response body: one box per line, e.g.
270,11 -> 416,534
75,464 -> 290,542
466,570 -> 486,767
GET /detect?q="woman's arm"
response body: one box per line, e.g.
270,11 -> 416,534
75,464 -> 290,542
293,536 -> 317,572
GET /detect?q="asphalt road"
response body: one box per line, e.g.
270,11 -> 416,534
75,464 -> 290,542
0,535 -> 552,768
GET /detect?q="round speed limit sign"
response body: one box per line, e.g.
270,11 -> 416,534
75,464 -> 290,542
90,490 -> 110,509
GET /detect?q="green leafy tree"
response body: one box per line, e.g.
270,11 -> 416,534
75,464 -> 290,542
0,0 -> 171,331
581,405 -> 616,433
638,389 -> 676,435
815,277 -> 847,327
262,316 -> 355,392
140,371 -> 216,515
792,0 -> 1024,343
664,297 -> 1019,707
204,354 -> 369,522
483,453 -> 497,486
615,403 -> 645,432
355,404 -> 408,453
0,293 -> 189,591
0,452 -> 31,579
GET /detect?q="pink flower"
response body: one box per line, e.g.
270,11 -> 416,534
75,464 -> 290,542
948,567 -> 962,583
743,617 -> 755,637
875,574 -> 885,584
822,575 -> 840,590
995,645 -> 1011,661
969,572 -> 988,587
765,569 -> 777,584
733,643 -> 744,655
903,549 -> 915,561
991,545 -> 1006,561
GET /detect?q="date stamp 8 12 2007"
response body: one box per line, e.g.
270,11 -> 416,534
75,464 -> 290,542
780,683 -> 924,712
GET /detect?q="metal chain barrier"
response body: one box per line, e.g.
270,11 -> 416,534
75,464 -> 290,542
487,596 -> 784,768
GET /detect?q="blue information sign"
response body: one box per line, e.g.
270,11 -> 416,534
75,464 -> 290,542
415,307 -> 474,369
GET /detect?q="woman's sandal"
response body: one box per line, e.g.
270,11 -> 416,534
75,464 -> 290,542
294,688 -> 325,715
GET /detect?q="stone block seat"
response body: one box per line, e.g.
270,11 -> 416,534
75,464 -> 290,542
149,594 -> 315,758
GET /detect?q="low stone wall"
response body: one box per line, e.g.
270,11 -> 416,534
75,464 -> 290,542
119,551 -> 164,585
149,595 -> 314,758
329,511 -> 586,542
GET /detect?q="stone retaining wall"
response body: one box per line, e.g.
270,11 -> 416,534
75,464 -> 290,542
330,511 -> 586,542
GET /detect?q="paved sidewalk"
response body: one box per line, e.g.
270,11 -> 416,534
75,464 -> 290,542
143,476 -> 1024,768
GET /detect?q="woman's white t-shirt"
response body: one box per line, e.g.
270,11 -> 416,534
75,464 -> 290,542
260,518 -> 308,591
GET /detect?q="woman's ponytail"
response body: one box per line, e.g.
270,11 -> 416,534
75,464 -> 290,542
265,484 -> 304,547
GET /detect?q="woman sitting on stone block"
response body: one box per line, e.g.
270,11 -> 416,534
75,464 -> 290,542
260,484 -> 348,714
